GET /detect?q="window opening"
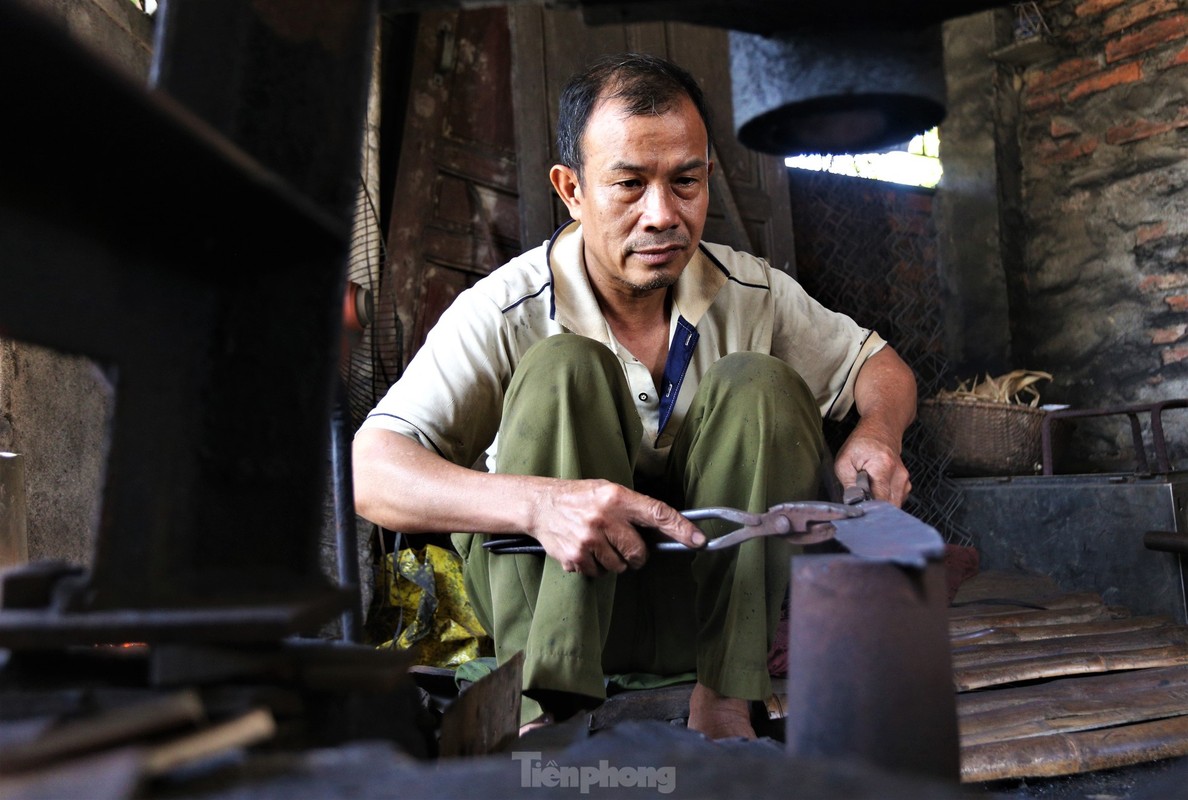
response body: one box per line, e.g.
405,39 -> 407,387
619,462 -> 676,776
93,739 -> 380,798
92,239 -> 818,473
786,127 -> 942,189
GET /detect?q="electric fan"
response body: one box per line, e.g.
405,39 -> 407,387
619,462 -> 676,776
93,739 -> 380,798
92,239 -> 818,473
340,179 -> 402,431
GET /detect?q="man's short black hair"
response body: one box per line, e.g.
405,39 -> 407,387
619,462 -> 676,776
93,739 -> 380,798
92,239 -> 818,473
556,53 -> 713,180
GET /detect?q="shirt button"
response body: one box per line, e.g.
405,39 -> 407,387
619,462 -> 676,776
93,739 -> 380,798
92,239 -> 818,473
639,393 -> 649,402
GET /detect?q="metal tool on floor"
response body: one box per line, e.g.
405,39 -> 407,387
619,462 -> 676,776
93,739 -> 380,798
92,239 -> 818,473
481,471 -> 945,568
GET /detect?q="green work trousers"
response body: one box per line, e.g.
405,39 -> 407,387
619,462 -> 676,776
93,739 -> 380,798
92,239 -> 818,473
452,335 -> 825,722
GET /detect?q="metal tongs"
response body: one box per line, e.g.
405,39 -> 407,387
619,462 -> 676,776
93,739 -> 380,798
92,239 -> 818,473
481,470 -> 946,568
481,480 -> 866,555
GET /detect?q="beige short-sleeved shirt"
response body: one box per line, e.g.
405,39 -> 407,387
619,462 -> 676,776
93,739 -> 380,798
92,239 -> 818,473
360,221 -> 885,477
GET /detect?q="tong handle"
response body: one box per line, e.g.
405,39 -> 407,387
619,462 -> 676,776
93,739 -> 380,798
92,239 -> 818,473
481,535 -> 543,554
842,470 -> 873,505
482,506 -> 761,555
681,507 -> 762,526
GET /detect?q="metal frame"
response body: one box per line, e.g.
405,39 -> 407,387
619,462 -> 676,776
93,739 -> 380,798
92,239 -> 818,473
0,0 -> 376,645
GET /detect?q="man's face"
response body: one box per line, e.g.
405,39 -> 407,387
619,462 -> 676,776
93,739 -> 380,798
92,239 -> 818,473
550,95 -> 712,299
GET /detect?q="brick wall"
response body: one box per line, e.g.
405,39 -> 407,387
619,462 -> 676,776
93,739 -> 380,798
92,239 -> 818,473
1009,0 -> 1188,465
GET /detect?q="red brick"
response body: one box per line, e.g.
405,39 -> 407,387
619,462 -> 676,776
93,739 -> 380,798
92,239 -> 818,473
1152,324 -> 1188,345
1106,14 -> 1188,63
1050,117 -> 1081,138
1038,136 -> 1100,164
1029,56 -> 1103,92
1162,344 -> 1188,365
1108,118 -> 1175,144
1068,61 -> 1144,100
1025,89 -> 1063,112
1108,107 -> 1188,144
1138,222 -> 1170,245
1076,0 -> 1127,16
1104,0 -> 1180,35
1167,295 -> 1188,312
1141,273 -> 1188,292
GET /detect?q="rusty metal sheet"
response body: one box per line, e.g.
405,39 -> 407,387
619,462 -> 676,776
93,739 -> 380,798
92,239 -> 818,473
438,651 -> 523,757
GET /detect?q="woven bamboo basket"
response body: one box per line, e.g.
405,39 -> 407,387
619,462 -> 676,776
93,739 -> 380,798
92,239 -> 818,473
918,398 -> 1048,476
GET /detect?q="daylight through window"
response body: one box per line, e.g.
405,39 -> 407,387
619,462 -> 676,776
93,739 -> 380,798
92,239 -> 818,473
785,128 -> 942,189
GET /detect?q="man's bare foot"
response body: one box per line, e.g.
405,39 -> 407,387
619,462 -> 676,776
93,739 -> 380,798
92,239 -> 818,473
518,712 -> 553,736
687,682 -> 756,740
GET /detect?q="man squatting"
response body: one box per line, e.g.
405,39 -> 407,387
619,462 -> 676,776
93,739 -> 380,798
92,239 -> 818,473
353,53 -> 917,741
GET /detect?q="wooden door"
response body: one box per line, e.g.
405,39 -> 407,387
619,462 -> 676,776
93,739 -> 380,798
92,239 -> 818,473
509,7 -> 796,275
383,8 -> 520,371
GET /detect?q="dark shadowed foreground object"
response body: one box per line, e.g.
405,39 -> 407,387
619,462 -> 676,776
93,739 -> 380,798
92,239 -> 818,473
0,0 -> 375,646
784,556 -> 960,780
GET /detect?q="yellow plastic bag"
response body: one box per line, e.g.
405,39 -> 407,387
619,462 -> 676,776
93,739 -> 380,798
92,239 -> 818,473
375,544 -> 491,668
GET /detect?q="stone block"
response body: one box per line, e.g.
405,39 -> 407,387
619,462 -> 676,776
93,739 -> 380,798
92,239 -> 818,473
1107,115 -> 1188,145
1151,324 -> 1188,345
1050,116 -> 1083,138
1140,274 -> 1188,293
1161,343 -> 1188,365
1038,135 -> 1100,164
1138,222 -> 1170,246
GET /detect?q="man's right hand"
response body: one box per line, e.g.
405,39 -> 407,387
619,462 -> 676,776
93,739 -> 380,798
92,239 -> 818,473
527,479 -> 705,576
353,429 -> 704,579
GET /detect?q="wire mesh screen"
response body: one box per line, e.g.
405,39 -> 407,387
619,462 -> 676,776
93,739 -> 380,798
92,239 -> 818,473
788,170 -> 970,545
342,179 -> 403,431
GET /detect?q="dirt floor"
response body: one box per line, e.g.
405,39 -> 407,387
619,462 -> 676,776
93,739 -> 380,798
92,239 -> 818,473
973,757 -> 1188,800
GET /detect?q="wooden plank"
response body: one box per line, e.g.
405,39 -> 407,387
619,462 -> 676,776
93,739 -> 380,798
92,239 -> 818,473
948,573 -> 1188,781
957,664 -> 1188,715
961,714 -> 1188,783
708,144 -> 753,253
0,690 -> 204,773
954,645 -> 1188,691
951,569 -> 1066,607
142,708 -> 276,778
952,615 -> 1171,648
949,591 -> 1106,620
960,674 -> 1188,746
0,748 -> 142,800
952,625 -> 1188,670
950,605 -> 1118,637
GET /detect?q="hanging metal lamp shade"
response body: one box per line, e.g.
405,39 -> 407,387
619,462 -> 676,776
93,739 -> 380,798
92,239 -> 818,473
730,25 -> 946,156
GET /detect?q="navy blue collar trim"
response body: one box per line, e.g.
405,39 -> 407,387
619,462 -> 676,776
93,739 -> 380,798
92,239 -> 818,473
657,316 -> 699,435
825,329 -> 875,420
502,282 -> 551,314
698,243 -> 768,290
543,222 -> 574,321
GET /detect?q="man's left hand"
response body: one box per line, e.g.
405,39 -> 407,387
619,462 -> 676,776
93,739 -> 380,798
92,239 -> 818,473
834,426 -> 911,507
840,345 -> 916,508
